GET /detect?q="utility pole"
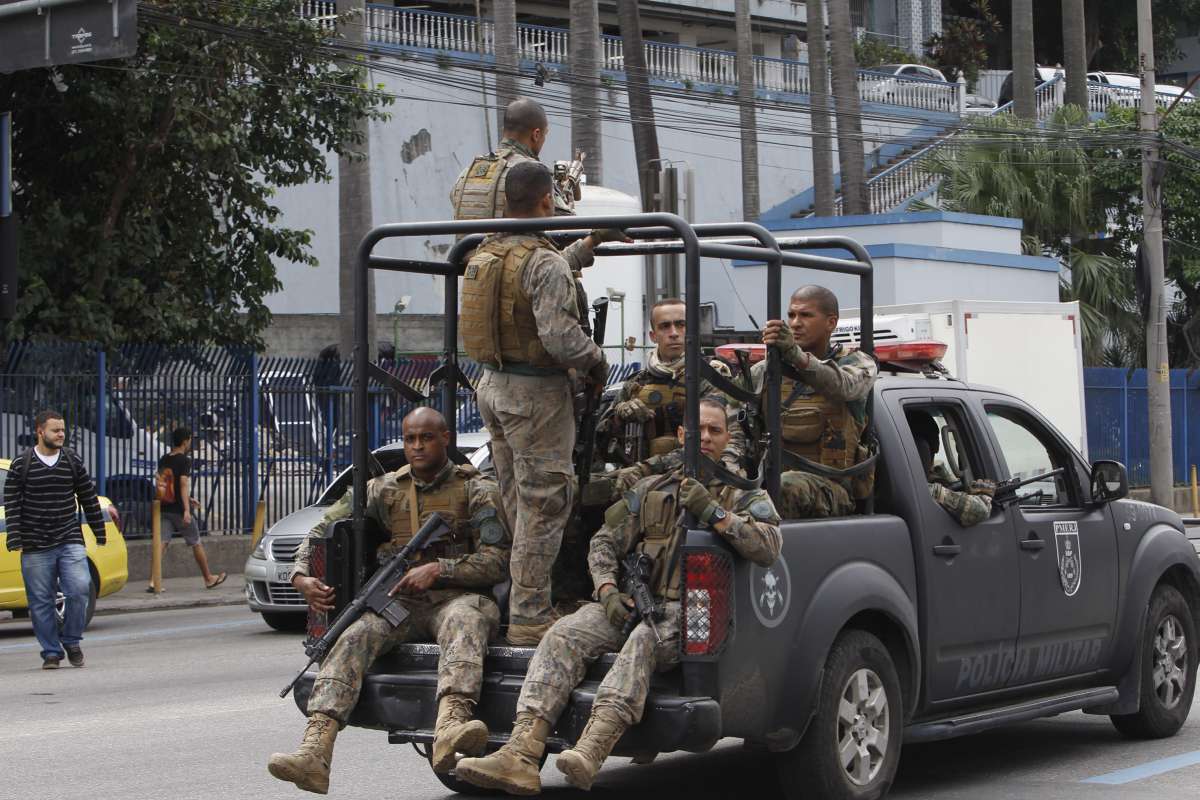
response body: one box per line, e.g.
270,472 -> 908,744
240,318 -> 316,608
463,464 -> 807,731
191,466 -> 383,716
1138,0 -> 1174,506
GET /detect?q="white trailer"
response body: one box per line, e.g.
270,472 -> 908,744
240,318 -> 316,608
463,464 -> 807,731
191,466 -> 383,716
835,300 -> 1087,456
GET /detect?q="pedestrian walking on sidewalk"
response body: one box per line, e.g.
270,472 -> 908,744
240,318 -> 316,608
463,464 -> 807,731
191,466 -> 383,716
152,427 -> 226,592
3,410 -> 106,669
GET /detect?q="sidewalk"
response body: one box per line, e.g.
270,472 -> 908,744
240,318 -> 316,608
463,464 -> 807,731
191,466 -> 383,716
96,574 -> 247,616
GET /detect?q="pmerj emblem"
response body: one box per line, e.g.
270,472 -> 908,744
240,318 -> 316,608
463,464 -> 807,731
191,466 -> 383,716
749,556 -> 791,628
1054,520 -> 1082,597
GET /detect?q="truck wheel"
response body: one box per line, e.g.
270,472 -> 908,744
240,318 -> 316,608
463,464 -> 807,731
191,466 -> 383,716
776,630 -> 903,800
262,612 -> 308,633
1111,584 -> 1197,739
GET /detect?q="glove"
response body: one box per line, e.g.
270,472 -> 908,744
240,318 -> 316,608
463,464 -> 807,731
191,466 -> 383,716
600,585 -> 633,628
968,479 -> 997,498
587,358 -> 609,388
761,320 -> 803,366
589,228 -> 629,245
614,398 -> 654,422
679,478 -> 721,525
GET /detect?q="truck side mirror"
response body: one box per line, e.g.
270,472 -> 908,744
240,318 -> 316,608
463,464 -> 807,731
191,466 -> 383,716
1090,460 -> 1128,504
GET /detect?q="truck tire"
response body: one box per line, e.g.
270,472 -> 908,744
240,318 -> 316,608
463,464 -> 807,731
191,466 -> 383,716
262,612 -> 308,633
1111,584 -> 1197,740
776,630 -> 903,800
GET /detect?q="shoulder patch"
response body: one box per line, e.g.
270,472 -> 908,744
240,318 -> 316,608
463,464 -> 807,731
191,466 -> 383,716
605,498 -> 631,529
749,499 -> 777,522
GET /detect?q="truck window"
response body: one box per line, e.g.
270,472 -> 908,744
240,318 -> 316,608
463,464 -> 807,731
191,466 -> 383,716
903,404 -> 982,489
985,407 -> 1075,507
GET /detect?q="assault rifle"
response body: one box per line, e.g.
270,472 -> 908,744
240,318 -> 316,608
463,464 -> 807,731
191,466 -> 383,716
992,467 -> 1065,506
620,551 -> 666,644
575,296 -> 609,493
279,512 -> 452,698
553,150 -> 586,214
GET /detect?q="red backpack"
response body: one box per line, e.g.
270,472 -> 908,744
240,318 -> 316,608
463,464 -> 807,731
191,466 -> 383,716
155,466 -> 177,504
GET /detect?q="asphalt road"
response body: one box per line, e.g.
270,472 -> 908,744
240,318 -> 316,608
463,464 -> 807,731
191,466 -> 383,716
5,605 -> 1200,800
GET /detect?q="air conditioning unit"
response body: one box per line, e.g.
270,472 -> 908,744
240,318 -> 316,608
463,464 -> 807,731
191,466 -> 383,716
832,314 -> 933,345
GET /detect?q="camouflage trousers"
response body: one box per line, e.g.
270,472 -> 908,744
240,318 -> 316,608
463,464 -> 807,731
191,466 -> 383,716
307,592 -> 500,726
477,370 -> 576,626
518,601 -> 682,727
779,471 -> 854,519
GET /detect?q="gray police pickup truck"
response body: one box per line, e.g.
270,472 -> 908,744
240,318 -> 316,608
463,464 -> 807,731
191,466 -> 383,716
292,216 -> 1200,800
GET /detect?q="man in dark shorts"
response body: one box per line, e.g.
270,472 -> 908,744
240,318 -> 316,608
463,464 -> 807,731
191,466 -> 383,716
152,426 -> 226,590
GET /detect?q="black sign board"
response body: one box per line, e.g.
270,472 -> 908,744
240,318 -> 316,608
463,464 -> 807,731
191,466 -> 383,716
0,0 -> 137,73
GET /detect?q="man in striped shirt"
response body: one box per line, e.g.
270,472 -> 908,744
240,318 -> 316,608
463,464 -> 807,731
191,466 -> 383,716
4,409 -> 106,669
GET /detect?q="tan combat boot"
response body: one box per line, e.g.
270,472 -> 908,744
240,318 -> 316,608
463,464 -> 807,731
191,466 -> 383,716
506,612 -> 560,647
454,712 -> 551,795
432,693 -> 490,773
267,712 -> 339,794
555,707 -> 627,790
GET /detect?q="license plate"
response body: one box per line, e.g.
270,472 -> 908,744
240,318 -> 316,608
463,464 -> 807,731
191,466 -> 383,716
275,566 -> 294,583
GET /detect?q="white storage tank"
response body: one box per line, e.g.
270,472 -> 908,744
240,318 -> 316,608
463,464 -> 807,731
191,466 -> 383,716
573,185 -> 646,359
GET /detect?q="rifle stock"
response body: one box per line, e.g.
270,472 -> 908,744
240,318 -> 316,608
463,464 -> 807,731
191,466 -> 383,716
279,512 -> 452,698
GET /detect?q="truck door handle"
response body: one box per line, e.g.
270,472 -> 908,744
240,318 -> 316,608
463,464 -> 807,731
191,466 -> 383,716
1020,536 -> 1045,551
932,544 -> 962,557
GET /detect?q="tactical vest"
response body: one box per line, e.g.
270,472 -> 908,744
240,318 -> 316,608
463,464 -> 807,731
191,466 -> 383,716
452,147 -> 518,221
775,373 -> 873,499
633,475 -> 738,600
633,374 -> 687,457
379,464 -> 476,561
461,234 -> 566,371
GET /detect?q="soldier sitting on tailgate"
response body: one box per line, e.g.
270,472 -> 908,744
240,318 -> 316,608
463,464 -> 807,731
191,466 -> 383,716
906,409 -> 995,527
748,284 -> 879,519
268,408 -> 510,795
453,396 -> 781,795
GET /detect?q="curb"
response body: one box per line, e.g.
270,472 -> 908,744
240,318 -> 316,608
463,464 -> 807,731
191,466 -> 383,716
95,596 -> 248,617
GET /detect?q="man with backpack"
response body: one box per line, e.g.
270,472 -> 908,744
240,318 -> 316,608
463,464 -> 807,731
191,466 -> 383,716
153,426 -> 226,591
3,409 -> 106,669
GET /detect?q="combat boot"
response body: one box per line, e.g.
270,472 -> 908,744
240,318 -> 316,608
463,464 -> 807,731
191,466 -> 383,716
267,712 -> 339,794
555,707 -> 627,790
454,712 -> 551,795
431,693 -> 489,773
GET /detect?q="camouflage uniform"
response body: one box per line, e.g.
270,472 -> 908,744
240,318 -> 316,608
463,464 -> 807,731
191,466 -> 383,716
450,138 -> 575,222
291,461 -> 509,725
580,447 -> 747,511
929,476 -> 996,527
749,343 -> 878,518
468,238 -> 605,627
517,471 -> 781,727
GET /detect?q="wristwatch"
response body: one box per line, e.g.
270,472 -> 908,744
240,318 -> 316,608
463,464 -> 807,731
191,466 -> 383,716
709,506 -> 728,525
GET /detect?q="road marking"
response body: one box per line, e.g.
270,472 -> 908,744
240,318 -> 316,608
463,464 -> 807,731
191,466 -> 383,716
1081,751 -> 1200,784
0,618 -> 262,652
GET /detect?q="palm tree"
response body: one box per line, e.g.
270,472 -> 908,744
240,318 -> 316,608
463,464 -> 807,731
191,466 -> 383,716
1061,0 -> 1088,109
494,0 -> 518,138
569,0 -> 603,185
827,0 -> 867,214
735,0 -> 759,219
617,0 -> 661,210
806,0 -> 835,216
1012,0 -> 1036,120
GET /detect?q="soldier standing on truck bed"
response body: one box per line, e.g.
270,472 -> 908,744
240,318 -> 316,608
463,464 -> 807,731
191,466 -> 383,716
267,408 -> 510,795
906,408 -> 996,527
462,161 -> 612,646
454,397 -> 782,796
751,284 -> 879,518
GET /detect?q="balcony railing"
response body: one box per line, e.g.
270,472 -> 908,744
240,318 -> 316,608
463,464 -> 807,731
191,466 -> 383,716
301,3 -> 963,114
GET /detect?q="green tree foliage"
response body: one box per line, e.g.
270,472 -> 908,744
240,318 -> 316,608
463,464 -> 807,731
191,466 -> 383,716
0,0 -> 390,347
925,0 -> 1000,91
852,39 -> 922,69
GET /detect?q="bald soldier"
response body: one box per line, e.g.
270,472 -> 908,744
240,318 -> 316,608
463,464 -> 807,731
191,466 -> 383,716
267,408 -> 510,794
751,285 -> 879,518
462,161 -> 608,645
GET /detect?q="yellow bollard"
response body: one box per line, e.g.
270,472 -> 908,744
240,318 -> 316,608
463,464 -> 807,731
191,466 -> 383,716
250,499 -> 268,550
1192,465 -> 1199,519
151,500 -> 163,594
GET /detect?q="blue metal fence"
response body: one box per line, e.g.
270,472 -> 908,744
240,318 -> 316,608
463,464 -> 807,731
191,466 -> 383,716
1083,367 -> 1200,487
0,342 -> 641,537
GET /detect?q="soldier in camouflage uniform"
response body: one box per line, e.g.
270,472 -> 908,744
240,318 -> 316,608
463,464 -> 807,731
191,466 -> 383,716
455,398 -> 781,795
906,409 -> 995,526
461,161 -> 610,646
749,285 -> 878,519
267,408 -> 509,794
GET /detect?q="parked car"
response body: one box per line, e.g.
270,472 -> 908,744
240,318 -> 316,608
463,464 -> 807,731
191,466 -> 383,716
860,63 -> 954,110
1088,71 -> 1195,108
243,432 -> 492,631
0,457 -> 129,629
962,92 -> 998,116
997,65 -> 1062,107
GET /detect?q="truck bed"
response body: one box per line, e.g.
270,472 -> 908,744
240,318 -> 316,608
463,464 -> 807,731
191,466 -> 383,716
292,643 -> 722,757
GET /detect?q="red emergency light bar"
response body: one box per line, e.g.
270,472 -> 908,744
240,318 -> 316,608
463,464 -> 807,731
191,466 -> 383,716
715,340 -> 948,365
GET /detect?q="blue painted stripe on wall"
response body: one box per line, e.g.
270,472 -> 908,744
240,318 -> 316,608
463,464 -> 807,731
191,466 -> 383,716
759,210 -> 1024,231
732,242 -> 1060,272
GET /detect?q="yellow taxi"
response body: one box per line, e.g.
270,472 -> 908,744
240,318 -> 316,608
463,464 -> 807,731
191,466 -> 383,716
0,457 -> 129,628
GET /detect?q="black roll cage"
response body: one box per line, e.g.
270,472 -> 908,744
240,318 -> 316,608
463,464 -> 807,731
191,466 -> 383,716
351,213 -> 873,542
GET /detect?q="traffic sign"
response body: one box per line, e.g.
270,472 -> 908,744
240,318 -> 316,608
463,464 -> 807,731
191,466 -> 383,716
0,0 -> 137,73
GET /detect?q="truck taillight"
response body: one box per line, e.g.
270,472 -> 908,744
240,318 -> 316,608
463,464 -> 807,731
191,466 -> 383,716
682,550 -> 734,657
306,539 -> 328,644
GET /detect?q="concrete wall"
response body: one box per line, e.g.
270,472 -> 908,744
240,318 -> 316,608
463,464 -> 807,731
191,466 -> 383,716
126,535 -> 252,582
265,58 -> 940,321
260,313 -> 452,358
